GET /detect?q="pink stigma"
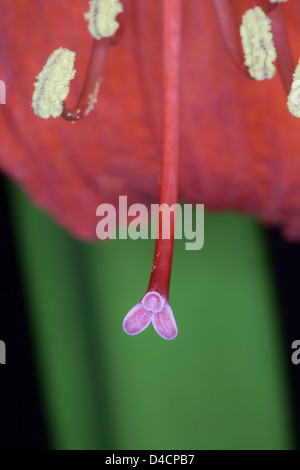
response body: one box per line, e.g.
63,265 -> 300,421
123,291 -> 178,341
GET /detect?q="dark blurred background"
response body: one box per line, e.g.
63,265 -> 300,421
0,172 -> 299,450
267,227 -> 300,448
0,175 -> 49,449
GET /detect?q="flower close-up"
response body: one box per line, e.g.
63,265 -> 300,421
1,0 -> 300,238
0,0 -> 300,451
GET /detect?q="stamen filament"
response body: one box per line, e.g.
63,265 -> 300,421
212,0 -> 250,78
254,1 -> 277,13
61,38 -> 109,122
269,2 -> 294,94
62,3 -> 126,122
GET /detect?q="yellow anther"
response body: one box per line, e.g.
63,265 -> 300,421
32,47 -> 76,119
287,59 -> 300,118
240,7 -> 277,81
84,0 -> 123,40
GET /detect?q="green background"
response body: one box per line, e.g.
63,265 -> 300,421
7,181 -> 294,450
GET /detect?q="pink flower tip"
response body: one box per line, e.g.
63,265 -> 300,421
123,291 -> 178,340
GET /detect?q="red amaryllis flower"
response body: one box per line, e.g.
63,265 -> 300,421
1,0 -> 300,339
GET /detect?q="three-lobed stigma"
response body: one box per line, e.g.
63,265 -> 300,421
123,291 -> 178,340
